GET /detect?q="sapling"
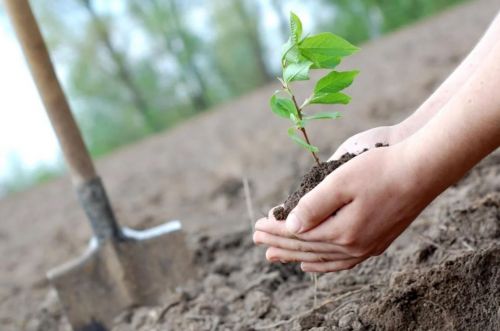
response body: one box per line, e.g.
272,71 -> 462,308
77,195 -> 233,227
269,12 -> 361,309
270,12 -> 360,166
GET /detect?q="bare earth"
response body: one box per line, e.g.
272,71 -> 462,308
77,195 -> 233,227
1,0 -> 499,330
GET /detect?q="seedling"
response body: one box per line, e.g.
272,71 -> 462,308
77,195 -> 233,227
270,12 -> 360,165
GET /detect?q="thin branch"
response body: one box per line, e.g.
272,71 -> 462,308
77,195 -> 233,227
290,93 -> 320,165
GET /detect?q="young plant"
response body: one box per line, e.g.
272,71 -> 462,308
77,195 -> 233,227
270,12 -> 360,166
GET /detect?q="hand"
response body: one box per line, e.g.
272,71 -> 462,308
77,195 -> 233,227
329,124 -> 409,160
253,143 -> 436,272
329,126 -> 393,160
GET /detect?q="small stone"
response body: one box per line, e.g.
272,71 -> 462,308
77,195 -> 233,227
204,273 -> 226,292
389,271 -> 406,287
295,312 -> 324,330
244,290 -> 271,318
39,289 -> 61,315
338,312 -> 361,329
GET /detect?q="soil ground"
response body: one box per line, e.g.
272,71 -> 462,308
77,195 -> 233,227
1,0 -> 499,330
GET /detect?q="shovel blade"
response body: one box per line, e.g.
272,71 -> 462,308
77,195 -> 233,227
47,221 -> 193,331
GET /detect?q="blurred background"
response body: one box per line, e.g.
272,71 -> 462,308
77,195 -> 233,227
0,0 -> 468,197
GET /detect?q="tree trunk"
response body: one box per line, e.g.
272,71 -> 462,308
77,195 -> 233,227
233,0 -> 273,83
79,0 -> 160,132
163,0 -> 210,111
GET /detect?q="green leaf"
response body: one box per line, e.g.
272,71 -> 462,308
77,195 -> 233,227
314,71 -> 359,94
281,38 -> 301,65
310,92 -> 351,105
308,54 -> 341,69
300,32 -> 359,56
283,61 -> 313,83
300,33 -> 359,63
270,95 -> 297,119
287,127 -> 319,152
290,12 -> 302,43
303,111 -> 342,121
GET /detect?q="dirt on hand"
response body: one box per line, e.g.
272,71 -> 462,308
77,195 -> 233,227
273,152 -> 357,220
273,143 -> 388,221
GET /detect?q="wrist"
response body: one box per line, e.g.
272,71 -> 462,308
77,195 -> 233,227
398,123 -> 467,203
391,136 -> 449,206
388,120 -> 418,145
391,99 -> 445,145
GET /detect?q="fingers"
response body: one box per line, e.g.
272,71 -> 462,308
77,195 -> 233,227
301,257 -> 365,273
265,247 -> 353,263
253,230 -> 347,253
296,200 -> 357,243
255,217 -> 293,238
286,173 -> 351,235
255,202 -> 373,273
256,198 -> 356,243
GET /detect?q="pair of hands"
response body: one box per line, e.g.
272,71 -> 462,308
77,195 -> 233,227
254,11 -> 500,272
253,126 -> 429,272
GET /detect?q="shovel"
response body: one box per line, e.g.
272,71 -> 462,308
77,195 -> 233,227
3,1 -> 194,330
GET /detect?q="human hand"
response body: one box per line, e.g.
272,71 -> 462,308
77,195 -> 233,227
253,143 -> 437,272
329,124 -> 414,160
329,126 -> 394,160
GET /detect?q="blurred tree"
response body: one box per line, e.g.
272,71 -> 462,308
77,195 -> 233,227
233,0 -> 273,82
270,0 -> 290,42
318,0 -> 380,43
78,0 -> 160,132
321,0 -> 467,43
167,0 -> 210,110
32,0 -> 161,155
128,0 -> 213,112
372,0 -> 467,32
209,0 -> 272,95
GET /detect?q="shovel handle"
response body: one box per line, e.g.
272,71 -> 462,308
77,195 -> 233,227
4,0 -> 96,184
5,0 -> 123,242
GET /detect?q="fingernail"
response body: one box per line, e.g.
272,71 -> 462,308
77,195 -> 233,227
286,213 -> 301,234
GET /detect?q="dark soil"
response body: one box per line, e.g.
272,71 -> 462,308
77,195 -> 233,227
273,152 -> 356,220
274,143 -> 387,221
107,156 -> 499,331
362,246 -> 500,331
27,153 -> 499,331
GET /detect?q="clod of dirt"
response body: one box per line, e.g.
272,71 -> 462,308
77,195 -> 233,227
361,246 -> 500,331
274,144 -> 388,221
273,153 -> 356,220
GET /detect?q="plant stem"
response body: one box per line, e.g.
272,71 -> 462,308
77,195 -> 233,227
290,94 -> 320,166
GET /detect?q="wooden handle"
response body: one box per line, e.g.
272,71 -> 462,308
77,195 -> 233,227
4,0 -> 96,184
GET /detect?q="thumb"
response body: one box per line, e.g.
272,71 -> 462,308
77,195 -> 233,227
286,173 -> 350,235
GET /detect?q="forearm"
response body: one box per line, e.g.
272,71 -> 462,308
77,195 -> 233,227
405,40 -> 500,197
395,11 -> 500,138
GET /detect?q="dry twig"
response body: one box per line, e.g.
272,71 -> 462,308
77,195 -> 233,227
243,176 -> 256,232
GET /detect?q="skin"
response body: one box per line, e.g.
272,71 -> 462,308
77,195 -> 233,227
331,10 -> 500,160
254,12 -> 500,272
